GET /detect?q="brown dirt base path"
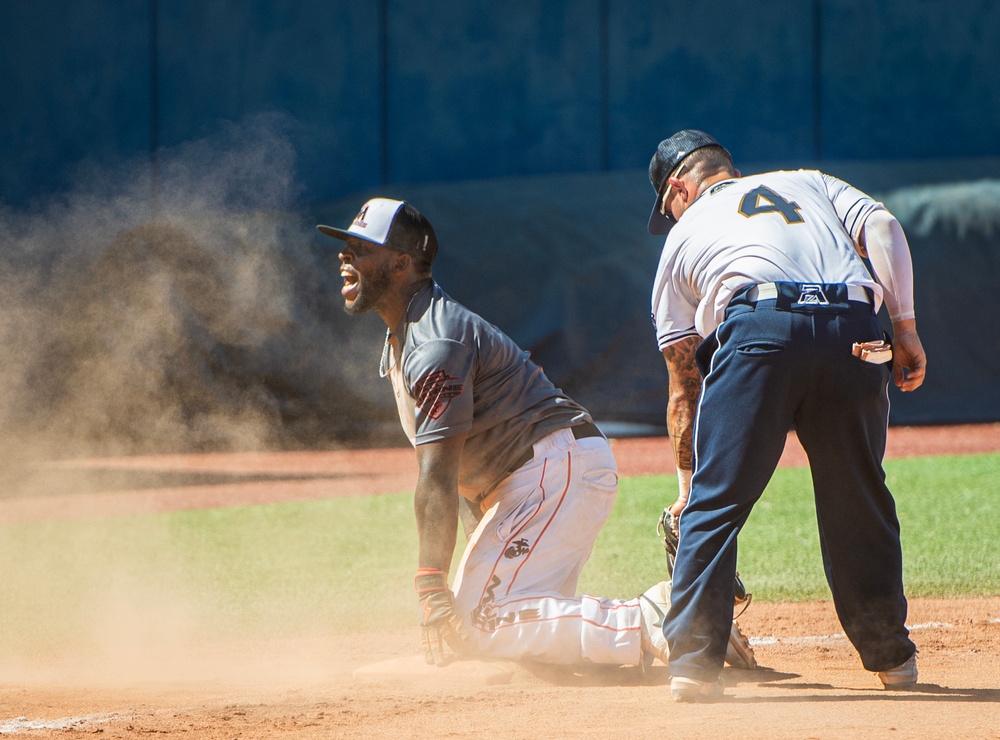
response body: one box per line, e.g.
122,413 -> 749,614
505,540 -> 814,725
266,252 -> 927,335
2,424 -> 1000,738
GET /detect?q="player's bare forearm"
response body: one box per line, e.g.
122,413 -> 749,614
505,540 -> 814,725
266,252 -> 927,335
890,318 -> 927,392
414,434 -> 467,573
414,481 -> 458,573
661,336 -> 702,471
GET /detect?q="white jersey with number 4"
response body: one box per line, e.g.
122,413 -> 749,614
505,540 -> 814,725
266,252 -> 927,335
651,169 -> 886,349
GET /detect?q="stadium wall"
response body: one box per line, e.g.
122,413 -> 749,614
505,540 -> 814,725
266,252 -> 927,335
1,1 -> 998,439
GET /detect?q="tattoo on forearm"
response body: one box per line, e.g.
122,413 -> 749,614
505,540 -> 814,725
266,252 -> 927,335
662,338 -> 702,471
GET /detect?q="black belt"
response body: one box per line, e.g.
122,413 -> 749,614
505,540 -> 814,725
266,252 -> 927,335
508,421 -> 604,472
571,420 -> 605,441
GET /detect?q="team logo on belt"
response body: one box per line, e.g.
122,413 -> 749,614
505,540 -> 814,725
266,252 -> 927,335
413,369 -> 463,419
796,284 -> 830,306
504,538 -> 530,559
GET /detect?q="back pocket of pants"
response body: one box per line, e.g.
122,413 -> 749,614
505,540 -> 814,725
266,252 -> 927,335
736,340 -> 785,355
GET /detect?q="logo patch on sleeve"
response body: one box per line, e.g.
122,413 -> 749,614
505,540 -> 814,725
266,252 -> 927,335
413,370 -> 464,419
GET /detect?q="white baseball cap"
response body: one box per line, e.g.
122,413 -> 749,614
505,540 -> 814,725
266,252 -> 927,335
317,197 -> 438,263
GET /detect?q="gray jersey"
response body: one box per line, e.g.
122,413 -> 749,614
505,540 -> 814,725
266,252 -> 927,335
380,281 -> 591,498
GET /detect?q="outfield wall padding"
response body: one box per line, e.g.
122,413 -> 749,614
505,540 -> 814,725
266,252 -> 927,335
315,159 -> 1000,434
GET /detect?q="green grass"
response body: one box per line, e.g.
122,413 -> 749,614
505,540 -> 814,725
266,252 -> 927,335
1,453 -> 997,652
584,453 -> 1000,601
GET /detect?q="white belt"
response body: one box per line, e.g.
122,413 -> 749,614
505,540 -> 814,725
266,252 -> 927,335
745,283 -> 871,305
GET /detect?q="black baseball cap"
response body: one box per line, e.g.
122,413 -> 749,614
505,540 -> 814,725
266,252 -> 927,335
647,130 -> 728,235
317,198 -> 438,263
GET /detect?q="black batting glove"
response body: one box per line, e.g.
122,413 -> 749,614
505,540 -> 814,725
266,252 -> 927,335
414,568 -> 469,666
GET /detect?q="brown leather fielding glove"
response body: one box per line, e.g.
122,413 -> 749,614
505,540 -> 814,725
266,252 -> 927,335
658,508 -> 752,616
414,568 -> 469,666
657,508 -> 680,577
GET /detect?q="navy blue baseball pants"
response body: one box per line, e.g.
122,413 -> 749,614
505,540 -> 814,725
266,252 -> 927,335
664,283 -> 916,683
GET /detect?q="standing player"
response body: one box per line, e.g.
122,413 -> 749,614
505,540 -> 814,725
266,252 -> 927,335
644,130 -> 926,702
317,197 -> 756,671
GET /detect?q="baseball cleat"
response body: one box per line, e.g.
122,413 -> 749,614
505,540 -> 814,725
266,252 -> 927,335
638,581 -> 671,666
724,619 -> 757,669
671,675 -> 726,703
877,653 -> 917,690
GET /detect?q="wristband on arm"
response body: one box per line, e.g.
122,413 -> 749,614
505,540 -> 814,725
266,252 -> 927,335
676,468 -> 692,503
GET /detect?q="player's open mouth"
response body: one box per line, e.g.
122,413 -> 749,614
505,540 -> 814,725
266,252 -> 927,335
341,268 -> 359,300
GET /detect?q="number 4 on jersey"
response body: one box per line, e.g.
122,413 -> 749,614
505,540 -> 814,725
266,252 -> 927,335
738,185 -> 804,224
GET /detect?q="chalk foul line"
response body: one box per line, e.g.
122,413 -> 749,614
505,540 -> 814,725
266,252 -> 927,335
749,620 -> 957,647
0,713 -> 124,735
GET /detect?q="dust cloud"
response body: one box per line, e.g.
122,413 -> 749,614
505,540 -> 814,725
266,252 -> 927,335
0,114 -> 396,493
0,115 -> 398,685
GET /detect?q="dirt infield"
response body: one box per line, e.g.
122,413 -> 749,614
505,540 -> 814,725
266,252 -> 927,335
2,424 -> 999,738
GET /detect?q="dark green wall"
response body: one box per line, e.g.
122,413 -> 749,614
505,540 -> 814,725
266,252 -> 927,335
3,1 -> 999,207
